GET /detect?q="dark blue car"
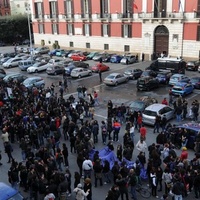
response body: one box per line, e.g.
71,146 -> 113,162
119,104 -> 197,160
110,55 -> 123,63
190,77 -> 200,89
156,71 -> 172,84
176,123 -> 200,149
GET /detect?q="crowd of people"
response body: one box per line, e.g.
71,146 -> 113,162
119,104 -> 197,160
0,76 -> 199,200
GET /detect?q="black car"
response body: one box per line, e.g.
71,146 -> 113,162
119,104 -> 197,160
141,70 -> 157,78
137,76 -> 160,91
186,61 -> 199,71
123,68 -> 143,79
156,71 -> 172,84
1,52 -> 16,58
0,68 -> 6,79
3,73 -> 27,83
72,61 -> 89,68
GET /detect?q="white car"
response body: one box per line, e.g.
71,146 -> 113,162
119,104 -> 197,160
198,65 -> 200,73
27,62 -> 49,73
71,67 -> 92,78
103,73 -> 129,86
142,103 -> 174,126
2,57 -> 23,68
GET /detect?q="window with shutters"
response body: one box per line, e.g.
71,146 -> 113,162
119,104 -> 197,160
52,24 -> 58,34
64,0 -> 74,17
67,24 -> 74,35
197,26 -> 200,41
69,41 -> 74,47
124,45 -> 130,52
84,24 -> 90,36
34,2 -> 44,18
100,0 -> 109,18
154,0 -> 167,18
104,44 -> 109,50
38,24 -> 45,34
83,0 -> 89,13
49,1 -> 58,18
123,0 -> 133,18
197,0 -> 200,17
122,24 -> 132,38
86,43 -> 90,48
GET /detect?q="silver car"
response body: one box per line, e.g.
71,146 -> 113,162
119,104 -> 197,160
70,67 -> 92,78
34,46 -> 50,55
120,55 -> 136,65
168,74 -> 190,86
2,57 -> 23,68
103,73 -> 129,86
142,103 -> 174,126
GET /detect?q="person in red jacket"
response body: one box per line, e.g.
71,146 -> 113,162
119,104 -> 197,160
137,113 -> 143,131
113,120 -> 121,142
162,98 -> 168,105
180,147 -> 188,161
140,125 -> 147,140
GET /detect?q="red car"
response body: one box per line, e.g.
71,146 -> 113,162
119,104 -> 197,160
91,63 -> 110,72
70,53 -> 87,61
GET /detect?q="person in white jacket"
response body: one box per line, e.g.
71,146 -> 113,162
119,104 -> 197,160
136,138 -> 147,153
73,183 -> 89,200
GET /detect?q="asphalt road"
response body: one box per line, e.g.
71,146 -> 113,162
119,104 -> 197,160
0,46 -> 200,200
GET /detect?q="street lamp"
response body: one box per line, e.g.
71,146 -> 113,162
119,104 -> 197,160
25,2 -> 33,59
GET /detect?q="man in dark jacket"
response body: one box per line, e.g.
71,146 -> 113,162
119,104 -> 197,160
193,169 -> 200,198
116,174 -> 129,200
128,169 -> 138,200
58,174 -> 68,200
172,176 -> 184,200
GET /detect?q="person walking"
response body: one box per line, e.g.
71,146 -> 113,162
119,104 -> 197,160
82,156 -> 93,179
101,120 -> 107,145
128,169 -> 138,200
74,183 -> 90,200
84,178 -> 92,200
113,120 -> 121,142
136,138 -> 147,154
4,142 -> 13,163
98,70 -> 102,82
171,176 -> 185,200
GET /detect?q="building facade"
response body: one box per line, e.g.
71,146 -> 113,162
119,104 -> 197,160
0,0 -> 10,16
31,0 -> 200,59
10,0 -> 30,15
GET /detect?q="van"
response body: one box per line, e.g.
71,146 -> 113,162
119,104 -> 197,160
0,182 -> 24,200
18,60 -> 35,71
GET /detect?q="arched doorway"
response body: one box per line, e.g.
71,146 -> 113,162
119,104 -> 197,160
154,25 -> 169,56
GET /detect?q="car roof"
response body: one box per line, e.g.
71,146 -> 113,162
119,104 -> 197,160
177,123 -> 200,132
25,76 -> 42,80
173,82 -> 188,87
145,103 -> 168,111
108,73 -> 120,76
0,182 -> 19,199
171,74 -> 184,77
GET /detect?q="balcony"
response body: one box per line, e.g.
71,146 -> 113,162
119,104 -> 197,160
49,13 -> 58,20
99,13 -> 111,21
63,13 -> 74,21
34,13 -> 44,20
81,13 -> 91,21
138,12 -> 185,23
117,12 -> 133,21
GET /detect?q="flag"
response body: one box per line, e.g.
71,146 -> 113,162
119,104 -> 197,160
133,2 -> 138,10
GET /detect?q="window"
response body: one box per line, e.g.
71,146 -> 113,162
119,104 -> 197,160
67,24 -> 74,35
69,41 -> 74,47
154,0 -> 167,18
122,24 -> 132,38
101,24 -> 110,37
52,24 -> 58,34
124,45 -> 130,52
123,0 -> 133,17
64,0 -> 72,14
38,24 -> 45,34
83,0 -> 89,13
197,26 -> 200,41
100,0 -> 109,17
83,24 -> 91,36
34,2 -> 44,18
81,0 -> 91,17
49,1 -> 58,18
86,43 -> 90,48
104,44 -> 109,50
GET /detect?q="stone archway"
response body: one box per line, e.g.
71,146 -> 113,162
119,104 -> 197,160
154,25 -> 169,56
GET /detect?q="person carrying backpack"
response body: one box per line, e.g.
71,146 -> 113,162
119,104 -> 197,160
73,183 -> 89,200
128,168 -> 138,200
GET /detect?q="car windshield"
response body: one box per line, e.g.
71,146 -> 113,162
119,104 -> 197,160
190,78 -> 199,82
143,110 -> 157,116
157,74 -> 165,77
173,87 -> 183,91
130,101 -> 144,110
187,62 -> 195,65
171,76 -> 179,80
23,79 -> 33,84
107,75 -> 115,79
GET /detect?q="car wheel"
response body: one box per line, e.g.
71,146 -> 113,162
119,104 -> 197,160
115,82 -> 118,86
78,75 -> 82,79
89,72 -> 92,76
35,70 -> 38,73
54,72 -> 57,75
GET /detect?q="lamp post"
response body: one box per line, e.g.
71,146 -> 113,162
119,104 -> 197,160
26,2 -> 33,59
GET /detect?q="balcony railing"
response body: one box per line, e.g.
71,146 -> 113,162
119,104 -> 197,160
35,14 -> 44,19
81,13 -> 91,19
99,13 -> 111,19
138,12 -> 184,19
50,13 -> 58,19
120,12 -> 133,18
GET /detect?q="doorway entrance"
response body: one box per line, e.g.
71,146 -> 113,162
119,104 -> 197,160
154,25 -> 169,56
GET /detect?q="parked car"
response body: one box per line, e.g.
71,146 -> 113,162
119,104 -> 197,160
0,182 -> 24,200
129,96 -> 158,112
71,68 -> 92,78
169,74 -> 190,86
48,49 -> 59,56
71,53 -> 87,61
120,55 -> 137,64
65,50 -> 76,57
68,50 -> 82,58
3,73 -> 27,83
110,55 -> 123,63
186,60 -> 199,71
0,52 -> 16,58
2,57 -> 22,68
22,76 -> 45,90
27,62 -> 49,73
198,65 -> 200,73
172,82 -> 194,96
190,77 -> 200,89
0,69 -> 6,79
137,76 -> 160,91
68,61 -> 89,68
87,52 -> 99,60
34,46 -> 50,55
93,53 -> 110,61
35,56 -> 50,63
46,65 -> 65,75
18,60 -> 35,71
156,71 -> 172,84
65,65 -> 76,76
103,73 -> 129,86
123,68 -> 143,79
91,63 -> 110,72
142,104 -> 174,126
102,54 -> 113,62
0,57 -> 11,65
176,123 -> 200,149
48,58 -> 63,65
56,49 -> 67,57
141,70 -> 157,78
